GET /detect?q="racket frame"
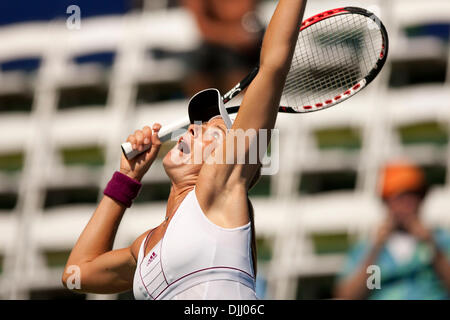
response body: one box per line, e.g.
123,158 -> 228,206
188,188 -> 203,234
225,6 -> 389,114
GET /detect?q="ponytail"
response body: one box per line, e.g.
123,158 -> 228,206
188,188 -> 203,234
247,198 -> 257,277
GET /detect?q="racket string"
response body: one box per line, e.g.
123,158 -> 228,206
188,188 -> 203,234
282,13 -> 383,110
288,16 -> 370,102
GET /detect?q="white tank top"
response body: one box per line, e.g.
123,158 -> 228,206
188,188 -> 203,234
133,189 -> 257,300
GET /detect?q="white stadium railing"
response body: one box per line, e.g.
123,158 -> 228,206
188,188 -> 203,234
0,0 -> 449,299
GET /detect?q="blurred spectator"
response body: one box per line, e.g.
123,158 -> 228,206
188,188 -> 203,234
334,161 -> 450,299
181,0 -> 264,96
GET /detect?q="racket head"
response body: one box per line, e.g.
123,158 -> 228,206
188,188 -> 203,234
280,7 -> 389,113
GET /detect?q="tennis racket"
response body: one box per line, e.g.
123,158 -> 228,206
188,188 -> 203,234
122,6 -> 388,160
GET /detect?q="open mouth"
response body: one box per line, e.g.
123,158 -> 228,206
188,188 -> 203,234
177,137 -> 190,154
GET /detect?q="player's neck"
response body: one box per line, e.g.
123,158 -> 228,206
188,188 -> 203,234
166,179 -> 196,216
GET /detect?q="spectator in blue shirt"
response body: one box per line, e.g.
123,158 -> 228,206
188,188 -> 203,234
334,161 -> 450,299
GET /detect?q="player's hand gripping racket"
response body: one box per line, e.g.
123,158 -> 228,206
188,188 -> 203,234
122,7 -> 388,160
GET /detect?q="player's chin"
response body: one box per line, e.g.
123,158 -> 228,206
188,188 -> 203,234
162,148 -> 177,167
163,147 -> 189,168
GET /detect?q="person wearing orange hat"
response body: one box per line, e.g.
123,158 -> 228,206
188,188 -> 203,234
334,161 -> 450,300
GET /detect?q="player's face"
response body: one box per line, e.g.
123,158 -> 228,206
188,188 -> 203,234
163,117 -> 227,176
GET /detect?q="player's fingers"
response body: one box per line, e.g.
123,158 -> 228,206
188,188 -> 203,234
135,130 -> 144,151
142,126 -> 152,145
152,123 -> 162,132
152,123 -> 162,145
127,134 -> 137,150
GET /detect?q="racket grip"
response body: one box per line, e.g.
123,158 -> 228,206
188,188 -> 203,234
121,142 -> 150,160
121,116 -> 190,160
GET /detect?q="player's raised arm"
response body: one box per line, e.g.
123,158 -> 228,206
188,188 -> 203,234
198,0 -> 307,193
233,0 -> 307,134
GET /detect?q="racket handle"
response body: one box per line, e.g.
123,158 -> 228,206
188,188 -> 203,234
223,67 -> 259,104
121,116 -> 190,160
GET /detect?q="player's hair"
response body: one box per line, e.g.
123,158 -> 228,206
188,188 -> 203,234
247,165 -> 261,276
247,198 -> 257,276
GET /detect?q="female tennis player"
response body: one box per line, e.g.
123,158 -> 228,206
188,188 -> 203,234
62,0 -> 307,299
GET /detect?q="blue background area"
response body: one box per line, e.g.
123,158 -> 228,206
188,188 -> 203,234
0,1 -> 133,26
0,1 -> 132,69
406,23 -> 450,42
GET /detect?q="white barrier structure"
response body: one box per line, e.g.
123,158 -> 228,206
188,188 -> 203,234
0,0 -> 449,299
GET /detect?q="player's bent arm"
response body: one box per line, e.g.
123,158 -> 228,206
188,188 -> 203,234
62,195 -> 126,266
61,195 -> 128,293
62,230 -> 148,294
62,247 -> 135,294
62,125 -> 160,293
62,196 -> 136,292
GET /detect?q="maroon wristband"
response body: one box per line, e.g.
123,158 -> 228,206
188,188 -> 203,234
103,171 -> 142,208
